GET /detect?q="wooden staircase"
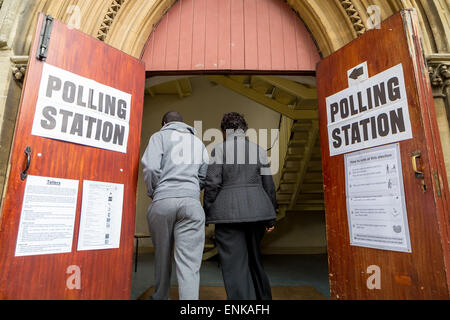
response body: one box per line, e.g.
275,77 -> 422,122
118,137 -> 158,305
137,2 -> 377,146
276,118 -> 324,215
203,75 -> 324,219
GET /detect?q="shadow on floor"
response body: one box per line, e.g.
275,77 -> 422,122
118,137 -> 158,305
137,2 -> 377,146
131,253 -> 330,300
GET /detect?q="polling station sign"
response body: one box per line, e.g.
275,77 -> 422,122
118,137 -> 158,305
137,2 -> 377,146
31,63 -> 131,153
326,63 -> 412,156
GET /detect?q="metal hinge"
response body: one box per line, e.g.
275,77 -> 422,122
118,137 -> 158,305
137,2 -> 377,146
36,15 -> 54,61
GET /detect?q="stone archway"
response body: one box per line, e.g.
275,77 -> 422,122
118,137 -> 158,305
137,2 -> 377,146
18,0 -> 447,59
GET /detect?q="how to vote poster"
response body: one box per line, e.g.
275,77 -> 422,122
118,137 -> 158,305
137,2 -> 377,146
344,143 -> 411,252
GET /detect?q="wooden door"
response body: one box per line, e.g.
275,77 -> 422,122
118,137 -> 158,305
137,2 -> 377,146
317,10 -> 450,299
0,14 -> 145,299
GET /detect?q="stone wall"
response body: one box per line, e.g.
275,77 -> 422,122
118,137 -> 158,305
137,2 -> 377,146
0,0 -> 35,205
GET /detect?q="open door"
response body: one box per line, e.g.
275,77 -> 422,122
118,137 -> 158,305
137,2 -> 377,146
317,10 -> 450,299
0,14 -> 145,299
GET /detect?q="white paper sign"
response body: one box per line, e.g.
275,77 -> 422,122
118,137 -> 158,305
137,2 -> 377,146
15,175 -> 79,257
347,61 -> 368,87
326,63 -> 412,156
345,143 -> 411,252
32,63 -> 131,153
77,180 -> 124,251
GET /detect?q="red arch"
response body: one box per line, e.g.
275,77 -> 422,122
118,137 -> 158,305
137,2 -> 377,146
141,0 -> 320,73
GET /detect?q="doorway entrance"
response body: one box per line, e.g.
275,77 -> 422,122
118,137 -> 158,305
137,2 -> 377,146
132,73 -> 330,299
132,0 -> 328,299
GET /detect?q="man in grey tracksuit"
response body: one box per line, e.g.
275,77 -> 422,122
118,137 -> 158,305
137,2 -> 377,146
141,111 -> 209,300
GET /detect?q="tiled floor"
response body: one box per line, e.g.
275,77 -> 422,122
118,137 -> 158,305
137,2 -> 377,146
131,253 -> 330,300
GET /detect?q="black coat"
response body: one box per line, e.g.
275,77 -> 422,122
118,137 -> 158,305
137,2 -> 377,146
204,131 -> 277,225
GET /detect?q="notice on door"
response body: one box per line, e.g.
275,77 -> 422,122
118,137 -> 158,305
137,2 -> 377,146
15,175 -> 79,257
77,180 -> 124,251
326,63 -> 412,156
31,63 -> 131,153
345,143 -> 411,252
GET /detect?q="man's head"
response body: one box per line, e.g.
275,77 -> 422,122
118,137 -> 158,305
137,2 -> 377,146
161,111 -> 183,127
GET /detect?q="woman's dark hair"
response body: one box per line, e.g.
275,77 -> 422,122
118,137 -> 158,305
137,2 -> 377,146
221,112 -> 248,132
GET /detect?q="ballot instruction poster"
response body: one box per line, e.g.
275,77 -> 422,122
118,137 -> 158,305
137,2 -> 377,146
77,180 -> 124,251
344,143 -> 411,252
15,175 -> 79,257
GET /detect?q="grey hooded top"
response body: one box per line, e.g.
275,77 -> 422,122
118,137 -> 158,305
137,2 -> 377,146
141,121 -> 209,202
204,130 -> 277,225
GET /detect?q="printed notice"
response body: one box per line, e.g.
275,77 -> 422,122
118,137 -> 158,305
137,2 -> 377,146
326,63 -> 412,156
345,143 -> 411,252
31,63 -> 131,153
15,175 -> 79,257
77,180 -> 124,251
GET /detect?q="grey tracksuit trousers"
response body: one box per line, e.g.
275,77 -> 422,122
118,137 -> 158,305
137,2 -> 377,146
147,197 -> 205,300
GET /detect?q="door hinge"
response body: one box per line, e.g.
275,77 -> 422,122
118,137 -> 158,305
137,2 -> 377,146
36,15 -> 54,61
432,170 -> 442,198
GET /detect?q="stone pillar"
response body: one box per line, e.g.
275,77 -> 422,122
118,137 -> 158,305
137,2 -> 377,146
0,0 -> 34,206
427,54 -> 450,186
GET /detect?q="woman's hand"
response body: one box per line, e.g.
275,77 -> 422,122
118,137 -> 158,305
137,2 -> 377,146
266,226 -> 275,233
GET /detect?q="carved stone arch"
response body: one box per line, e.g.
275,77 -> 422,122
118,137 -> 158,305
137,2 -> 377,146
15,0 -> 124,55
411,0 -> 450,53
18,0 -> 357,58
96,0 -> 126,41
17,0 -> 449,60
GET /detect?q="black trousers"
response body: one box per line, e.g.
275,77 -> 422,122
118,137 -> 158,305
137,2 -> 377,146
214,222 -> 272,300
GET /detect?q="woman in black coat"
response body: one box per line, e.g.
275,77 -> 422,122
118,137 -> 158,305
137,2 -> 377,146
204,112 -> 277,300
